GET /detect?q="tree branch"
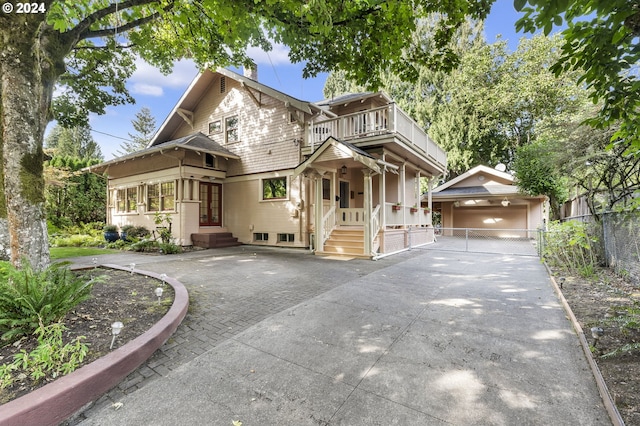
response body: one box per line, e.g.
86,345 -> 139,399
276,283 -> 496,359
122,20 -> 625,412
64,0 -> 168,43
80,13 -> 160,40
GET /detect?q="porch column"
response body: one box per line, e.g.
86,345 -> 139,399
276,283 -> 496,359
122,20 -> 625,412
415,171 -> 421,226
379,161 -> 386,227
428,177 -> 435,225
311,170 -> 325,251
400,163 -> 406,225
363,169 -> 373,256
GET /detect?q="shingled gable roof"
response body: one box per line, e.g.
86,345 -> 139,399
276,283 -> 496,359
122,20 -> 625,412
433,165 -> 514,193
293,136 -> 382,178
149,67 -> 323,147
85,132 -> 239,174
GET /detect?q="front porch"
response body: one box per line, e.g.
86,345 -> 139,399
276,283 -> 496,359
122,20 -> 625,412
295,137 -> 443,259
314,205 -> 435,259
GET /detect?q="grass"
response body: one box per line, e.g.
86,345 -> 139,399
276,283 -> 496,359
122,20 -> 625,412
50,247 -> 119,259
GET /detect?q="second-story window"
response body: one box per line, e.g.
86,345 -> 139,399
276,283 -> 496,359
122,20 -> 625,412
225,115 -> 238,143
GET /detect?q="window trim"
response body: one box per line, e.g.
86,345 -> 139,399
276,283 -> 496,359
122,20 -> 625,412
277,233 -> 295,243
253,232 -> 268,242
260,176 -> 288,201
225,115 -> 239,143
115,187 -> 138,213
146,181 -> 176,212
208,120 -> 221,134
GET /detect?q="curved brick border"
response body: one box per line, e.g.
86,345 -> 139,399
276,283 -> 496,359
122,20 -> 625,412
0,264 -> 189,426
546,265 -> 624,426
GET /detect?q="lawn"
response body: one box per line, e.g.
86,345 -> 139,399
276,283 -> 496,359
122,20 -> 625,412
50,247 -> 120,259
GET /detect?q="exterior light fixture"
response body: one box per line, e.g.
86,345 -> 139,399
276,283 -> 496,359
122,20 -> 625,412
155,287 -> 164,303
129,263 -> 136,274
590,327 -> 604,347
501,197 -> 510,207
92,257 -> 98,268
160,273 -> 167,286
110,321 -> 124,349
341,165 -> 347,175
559,277 -> 566,289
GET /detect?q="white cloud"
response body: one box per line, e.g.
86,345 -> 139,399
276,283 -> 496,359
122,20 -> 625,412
128,58 -> 199,97
131,83 -> 164,97
247,42 -> 291,66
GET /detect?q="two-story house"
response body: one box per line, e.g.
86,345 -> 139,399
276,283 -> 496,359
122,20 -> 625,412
88,67 -> 447,258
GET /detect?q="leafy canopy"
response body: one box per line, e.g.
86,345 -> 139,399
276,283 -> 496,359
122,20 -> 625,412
514,0 -> 640,155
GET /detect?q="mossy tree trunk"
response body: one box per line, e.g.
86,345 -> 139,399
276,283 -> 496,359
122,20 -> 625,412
0,14 -> 60,269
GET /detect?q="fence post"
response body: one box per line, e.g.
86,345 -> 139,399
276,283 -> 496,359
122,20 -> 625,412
465,228 -> 469,252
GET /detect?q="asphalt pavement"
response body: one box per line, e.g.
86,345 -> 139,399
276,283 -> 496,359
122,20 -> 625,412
64,245 -> 610,425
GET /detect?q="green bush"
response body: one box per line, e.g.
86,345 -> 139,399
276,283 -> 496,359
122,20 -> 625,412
542,221 -> 600,277
0,261 -> 96,346
0,322 -> 88,388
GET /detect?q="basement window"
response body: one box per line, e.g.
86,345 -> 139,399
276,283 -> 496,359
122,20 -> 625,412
254,232 -> 268,242
278,233 -> 295,243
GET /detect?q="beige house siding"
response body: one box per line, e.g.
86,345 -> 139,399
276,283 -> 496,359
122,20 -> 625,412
170,79 -> 305,177
223,173 -> 307,247
453,173 -> 512,188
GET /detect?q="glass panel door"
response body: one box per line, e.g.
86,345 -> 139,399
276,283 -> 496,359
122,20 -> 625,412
199,183 -> 222,226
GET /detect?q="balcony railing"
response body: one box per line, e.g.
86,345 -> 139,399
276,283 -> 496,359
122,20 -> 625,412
308,104 -> 447,168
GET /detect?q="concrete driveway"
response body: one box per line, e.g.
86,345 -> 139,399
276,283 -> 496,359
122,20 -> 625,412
68,246 -> 610,425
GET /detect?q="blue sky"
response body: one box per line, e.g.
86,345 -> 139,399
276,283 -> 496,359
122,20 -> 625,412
81,0 -> 537,160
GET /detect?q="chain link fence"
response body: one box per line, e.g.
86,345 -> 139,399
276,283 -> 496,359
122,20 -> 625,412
428,227 -> 541,256
602,211 -> 640,285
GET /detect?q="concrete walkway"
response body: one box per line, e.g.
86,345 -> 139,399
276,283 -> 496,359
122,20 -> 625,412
66,246 -> 610,425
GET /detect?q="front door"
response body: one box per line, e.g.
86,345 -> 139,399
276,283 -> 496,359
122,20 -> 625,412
199,182 -> 222,226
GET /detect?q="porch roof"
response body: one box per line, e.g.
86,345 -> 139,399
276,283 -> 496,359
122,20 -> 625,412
293,136 -> 382,178
85,132 -> 239,174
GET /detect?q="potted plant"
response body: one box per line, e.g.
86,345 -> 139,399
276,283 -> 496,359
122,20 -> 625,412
423,207 -> 431,214
410,205 -> 419,213
120,225 -> 135,241
392,203 -> 402,211
103,224 -> 120,242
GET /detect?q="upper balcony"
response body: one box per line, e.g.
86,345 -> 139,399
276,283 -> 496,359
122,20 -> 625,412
305,104 -> 447,172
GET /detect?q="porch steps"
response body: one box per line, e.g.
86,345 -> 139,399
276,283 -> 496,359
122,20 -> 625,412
321,228 -> 366,257
191,232 -> 241,249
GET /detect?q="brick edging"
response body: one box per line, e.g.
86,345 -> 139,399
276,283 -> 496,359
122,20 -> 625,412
0,264 -> 189,426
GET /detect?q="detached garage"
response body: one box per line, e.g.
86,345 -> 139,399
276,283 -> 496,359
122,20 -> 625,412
427,165 -> 548,237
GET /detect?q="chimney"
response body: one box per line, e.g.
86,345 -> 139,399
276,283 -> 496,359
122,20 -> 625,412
243,62 -> 258,81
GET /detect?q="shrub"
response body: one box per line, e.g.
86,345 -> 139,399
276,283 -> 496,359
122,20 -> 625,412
103,224 -> 118,233
0,322 -> 88,388
542,221 -> 600,277
0,261 -> 96,346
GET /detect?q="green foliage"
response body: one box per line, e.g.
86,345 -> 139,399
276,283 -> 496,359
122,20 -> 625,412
0,322 -> 89,389
515,0 -> 640,157
542,221 -> 599,277
159,242 -> 182,255
331,23 -> 589,175
153,213 -> 173,244
601,304 -> 640,358
117,107 -> 156,155
513,140 -> 568,219
0,262 -> 95,346
45,157 -> 106,228
45,124 -> 103,161
50,222 -> 105,248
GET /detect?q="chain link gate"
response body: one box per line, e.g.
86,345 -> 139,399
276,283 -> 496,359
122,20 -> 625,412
424,227 -> 543,256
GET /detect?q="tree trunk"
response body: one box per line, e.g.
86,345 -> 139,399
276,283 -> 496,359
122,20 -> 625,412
0,17 -> 56,269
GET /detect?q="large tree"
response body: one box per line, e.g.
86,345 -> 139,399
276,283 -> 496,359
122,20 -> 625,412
117,106 -> 156,155
0,0 -> 494,268
45,124 -> 103,161
515,0 -> 640,156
